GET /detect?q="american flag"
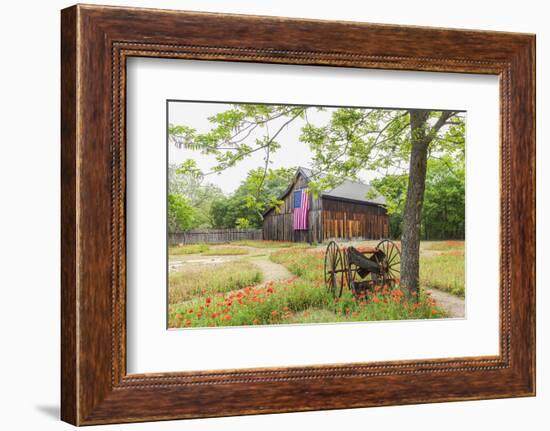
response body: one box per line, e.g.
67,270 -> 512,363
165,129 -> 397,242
293,189 -> 309,230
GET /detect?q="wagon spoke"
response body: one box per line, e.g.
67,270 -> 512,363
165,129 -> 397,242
375,239 -> 401,285
324,240 -> 344,297
388,247 -> 398,264
388,249 -> 394,265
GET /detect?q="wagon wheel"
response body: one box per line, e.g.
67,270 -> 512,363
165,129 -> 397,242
324,241 -> 345,298
375,239 -> 401,285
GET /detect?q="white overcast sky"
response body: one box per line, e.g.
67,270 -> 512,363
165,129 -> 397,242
168,102 -> 414,195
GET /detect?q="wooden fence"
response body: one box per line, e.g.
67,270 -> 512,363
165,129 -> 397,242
168,229 -> 263,245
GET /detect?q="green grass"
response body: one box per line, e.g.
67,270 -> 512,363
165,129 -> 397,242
420,241 -> 465,297
169,273 -> 442,328
169,244 -> 209,255
169,261 -> 262,304
202,246 -> 249,256
169,240 -> 312,257
421,240 -> 465,252
270,249 -> 324,280
168,246 -> 446,328
231,240 -> 311,249
168,244 -> 249,256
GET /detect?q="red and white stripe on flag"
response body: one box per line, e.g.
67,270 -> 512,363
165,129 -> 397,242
293,189 -> 309,230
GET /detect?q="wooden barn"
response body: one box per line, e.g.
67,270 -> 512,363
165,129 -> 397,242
262,167 -> 389,243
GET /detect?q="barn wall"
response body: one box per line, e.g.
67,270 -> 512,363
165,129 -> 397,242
321,197 -> 389,240
262,173 -> 322,242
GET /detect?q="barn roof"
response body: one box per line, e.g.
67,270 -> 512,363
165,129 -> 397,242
322,180 -> 386,205
298,167 -> 386,204
263,167 -> 386,216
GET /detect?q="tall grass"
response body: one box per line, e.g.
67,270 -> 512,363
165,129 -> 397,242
169,261 -> 262,304
232,240 -> 311,249
169,244 -> 209,255
202,246 -> 249,256
419,247 -> 465,297
169,275 -> 442,328
420,256 -> 464,297
421,240 -> 465,252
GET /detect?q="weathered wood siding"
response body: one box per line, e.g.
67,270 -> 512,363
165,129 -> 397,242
321,197 -> 389,240
263,172 -> 389,243
169,229 -> 262,245
262,173 -> 322,243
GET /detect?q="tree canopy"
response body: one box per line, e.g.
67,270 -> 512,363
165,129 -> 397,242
370,154 -> 465,240
168,165 -> 225,229
169,104 -> 464,201
209,167 -> 295,229
168,103 -> 466,292
167,193 -> 195,233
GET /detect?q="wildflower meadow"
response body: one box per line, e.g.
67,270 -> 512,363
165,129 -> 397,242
167,240 -> 463,328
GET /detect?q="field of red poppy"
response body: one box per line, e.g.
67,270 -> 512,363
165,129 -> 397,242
167,241 -> 458,328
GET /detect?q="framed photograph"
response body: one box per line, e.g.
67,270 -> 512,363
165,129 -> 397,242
164,100 -> 465,331
61,4 -> 535,425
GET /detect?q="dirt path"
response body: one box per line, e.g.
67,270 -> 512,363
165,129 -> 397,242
169,245 -> 294,283
426,287 -> 465,318
252,256 -> 293,282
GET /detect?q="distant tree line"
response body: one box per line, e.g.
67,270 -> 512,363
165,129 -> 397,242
169,154 -> 465,241
167,166 -> 295,232
370,154 -> 465,240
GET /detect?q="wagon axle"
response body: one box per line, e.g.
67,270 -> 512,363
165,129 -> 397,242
324,239 -> 401,299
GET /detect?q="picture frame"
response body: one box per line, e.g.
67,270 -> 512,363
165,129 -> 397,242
61,4 -> 535,425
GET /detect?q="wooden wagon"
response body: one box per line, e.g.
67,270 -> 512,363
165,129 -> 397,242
324,240 -> 401,298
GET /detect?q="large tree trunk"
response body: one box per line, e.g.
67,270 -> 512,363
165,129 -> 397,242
400,110 -> 430,296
